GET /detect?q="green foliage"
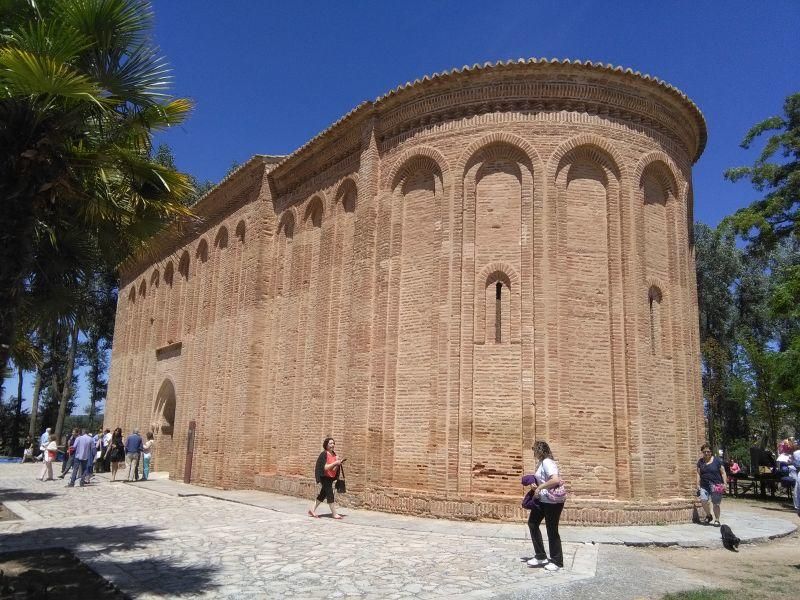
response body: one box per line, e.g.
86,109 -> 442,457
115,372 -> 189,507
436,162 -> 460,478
0,0 -> 197,370
725,93 -> 800,256
152,143 -> 216,205
699,91 -> 800,453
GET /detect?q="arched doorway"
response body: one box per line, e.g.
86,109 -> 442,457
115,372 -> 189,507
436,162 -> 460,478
153,379 -> 177,477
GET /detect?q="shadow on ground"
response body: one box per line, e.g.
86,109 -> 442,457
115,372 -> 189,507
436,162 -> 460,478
0,525 -> 219,596
0,488 -> 58,502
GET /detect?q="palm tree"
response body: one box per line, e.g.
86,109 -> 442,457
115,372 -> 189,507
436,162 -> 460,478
0,0 -> 195,369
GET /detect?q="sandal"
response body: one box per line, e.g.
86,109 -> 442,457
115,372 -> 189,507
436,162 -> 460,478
712,520 -> 721,527
307,510 -> 319,518
332,515 -> 343,520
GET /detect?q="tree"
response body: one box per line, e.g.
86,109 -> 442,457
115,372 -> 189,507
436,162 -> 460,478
153,143 -> 215,205
695,222 -> 743,450
724,91 -> 800,446
0,0 -> 195,370
725,92 -> 800,256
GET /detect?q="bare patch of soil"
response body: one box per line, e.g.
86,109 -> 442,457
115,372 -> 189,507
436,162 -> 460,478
644,498 -> 800,600
0,549 -> 127,599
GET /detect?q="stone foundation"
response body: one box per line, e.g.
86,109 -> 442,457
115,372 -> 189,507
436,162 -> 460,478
253,473 -> 693,526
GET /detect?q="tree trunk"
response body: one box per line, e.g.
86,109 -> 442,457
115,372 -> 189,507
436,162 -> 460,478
54,320 -> 79,441
12,367 -> 24,452
28,368 -> 42,439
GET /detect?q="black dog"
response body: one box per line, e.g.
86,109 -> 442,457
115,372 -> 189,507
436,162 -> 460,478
720,524 -> 740,551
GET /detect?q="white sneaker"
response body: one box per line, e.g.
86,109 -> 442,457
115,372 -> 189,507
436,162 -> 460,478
544,562 -> 561,572
527,558 -> 548,567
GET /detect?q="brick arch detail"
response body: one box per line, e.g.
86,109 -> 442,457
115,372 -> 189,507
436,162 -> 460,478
333,175 -> 359,202
150,269 -> 160,287
634,151 -> 682,200
475,261 -> 521,344
455,131 -> 543,177
235,219 -> 246,243
548,133 -> 626,182
277,207 -> 297,238
646,276 -> 668,300
303,194 -> 325,229
476,261 -> 521,289
386,145 -> 450,192
195,238 -> 209,263
214,225 -> 229,250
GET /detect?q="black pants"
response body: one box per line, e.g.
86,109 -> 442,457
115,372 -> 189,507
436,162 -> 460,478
316,477 -> 335,503
528,501 -> 564,567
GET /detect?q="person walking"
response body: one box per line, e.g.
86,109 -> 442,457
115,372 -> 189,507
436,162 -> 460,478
124,428 -> 143,482
107,428 -> 125,481
37,434 -> 57,481
67,430 -> 94,487
101,429 -> 112,473
58,428 -> 79,479
141,432 -> 155,481
525,440 -> 567,572
37,427 -> 51,461
308,437 -> 345,519
697,442 -> 727,526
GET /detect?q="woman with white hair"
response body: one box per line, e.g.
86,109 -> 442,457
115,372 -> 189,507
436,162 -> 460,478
37,434 -> 57,481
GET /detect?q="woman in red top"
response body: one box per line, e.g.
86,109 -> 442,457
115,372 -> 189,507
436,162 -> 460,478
309,437 -> 346,519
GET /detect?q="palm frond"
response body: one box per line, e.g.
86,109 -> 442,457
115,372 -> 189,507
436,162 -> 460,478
0,47 -> 108,106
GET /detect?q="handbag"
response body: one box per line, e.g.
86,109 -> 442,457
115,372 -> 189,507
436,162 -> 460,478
711,483 -> 726,494
335,463 -> 346,493
521,489 -> 539,510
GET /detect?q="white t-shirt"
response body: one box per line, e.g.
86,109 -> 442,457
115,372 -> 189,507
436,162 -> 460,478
44,441 -> 57,463
534,458 -> 563,504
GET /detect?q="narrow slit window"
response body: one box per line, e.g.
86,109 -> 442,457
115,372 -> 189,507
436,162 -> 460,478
495,282 -> 503,343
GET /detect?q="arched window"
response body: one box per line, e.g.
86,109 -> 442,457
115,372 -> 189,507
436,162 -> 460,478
485,271 -> 511,344
235,220 -> 246,243
648,286 -> 663,355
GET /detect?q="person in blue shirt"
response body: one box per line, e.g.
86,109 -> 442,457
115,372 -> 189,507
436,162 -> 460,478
124,429 -> 143,482
67,430 -> 95,488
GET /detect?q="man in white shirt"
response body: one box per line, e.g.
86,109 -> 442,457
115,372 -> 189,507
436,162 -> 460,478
38,428 -> 52,461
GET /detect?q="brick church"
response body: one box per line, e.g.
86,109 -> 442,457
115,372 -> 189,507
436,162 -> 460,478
105,59 -> 707,524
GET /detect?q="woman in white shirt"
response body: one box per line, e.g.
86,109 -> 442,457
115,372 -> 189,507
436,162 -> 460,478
38,435 -> 58,481
142,432 -> 155,481
525,440 -> 566,571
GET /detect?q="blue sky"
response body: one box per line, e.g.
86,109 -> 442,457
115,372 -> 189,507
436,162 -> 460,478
6,0 -> 799,416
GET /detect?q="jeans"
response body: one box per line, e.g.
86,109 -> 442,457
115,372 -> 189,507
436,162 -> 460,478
528,501 -> 564,567
125,452 -> 140,481
68,458 -> 88,486
142,454 -> 151,480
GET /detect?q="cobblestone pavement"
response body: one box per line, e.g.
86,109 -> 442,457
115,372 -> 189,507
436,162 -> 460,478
4,464 -> 796,599
1,464 -> 596,599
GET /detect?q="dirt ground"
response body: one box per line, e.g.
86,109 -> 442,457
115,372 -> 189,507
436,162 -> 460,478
643,497 -> 800,598
0,549 -> 127,599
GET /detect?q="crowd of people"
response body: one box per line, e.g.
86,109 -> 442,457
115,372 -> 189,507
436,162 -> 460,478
706,436 -> 800,521
29,426 -> 155,486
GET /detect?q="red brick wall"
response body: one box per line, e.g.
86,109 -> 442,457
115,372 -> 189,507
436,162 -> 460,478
106,62 -> 707,524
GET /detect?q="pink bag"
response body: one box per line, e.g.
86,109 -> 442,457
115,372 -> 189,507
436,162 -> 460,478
711,483 -> 726,495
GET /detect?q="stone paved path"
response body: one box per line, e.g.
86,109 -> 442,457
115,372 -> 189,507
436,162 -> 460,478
0,464 -> 595,599
2,464 -> 797,599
